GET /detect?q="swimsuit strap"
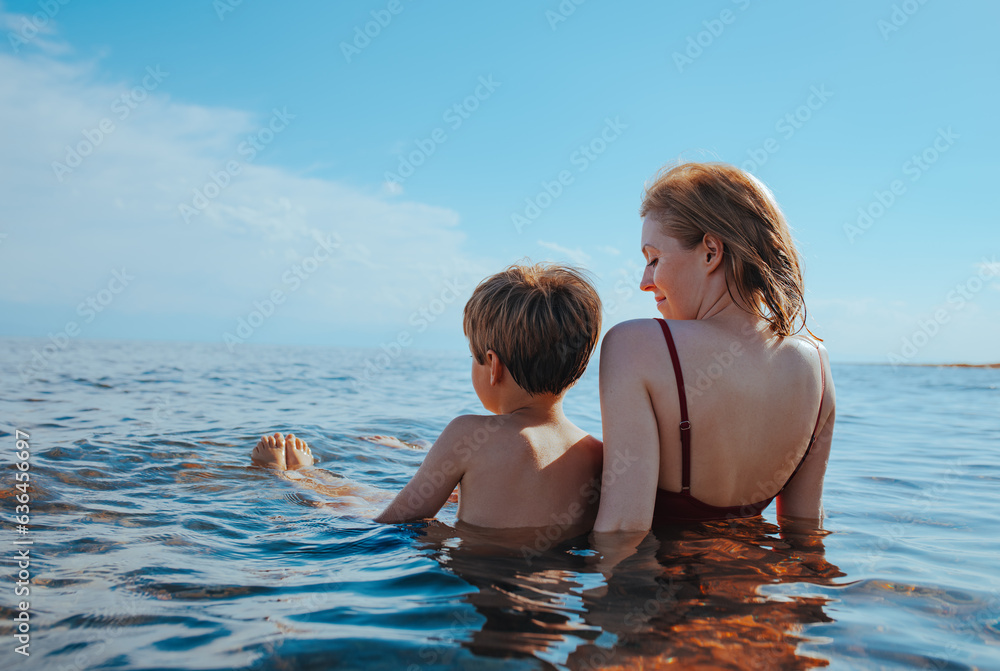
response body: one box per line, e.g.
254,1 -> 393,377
656,319 -> 692,492
779,338 -> 827,492
808,339 -> 826,440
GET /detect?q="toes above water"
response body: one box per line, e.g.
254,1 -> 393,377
251,436 -> 286,469
284,434 -> 315,469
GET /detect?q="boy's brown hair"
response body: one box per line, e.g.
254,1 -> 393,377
463,262 -> 602,395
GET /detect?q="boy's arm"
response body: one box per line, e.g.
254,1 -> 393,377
374,416 -> 475,524
361,435 -> 432,450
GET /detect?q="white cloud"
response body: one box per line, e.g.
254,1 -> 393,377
535,240 -> 591,266
381,180 -> 404,196
1,4 -> 73,56
596,244 -> 621,256
0,44 -> 489,343
976,258 -> 1000,277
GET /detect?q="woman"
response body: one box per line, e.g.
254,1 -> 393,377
593,162 -> 835,533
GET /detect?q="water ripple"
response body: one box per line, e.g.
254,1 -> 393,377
0,340 -> 997,670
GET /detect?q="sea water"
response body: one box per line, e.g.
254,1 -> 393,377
0,338 -> 998,670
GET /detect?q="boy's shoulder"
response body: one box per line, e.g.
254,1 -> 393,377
438,414 -> 601,464
443,413 -> 513,436
576,431 -> 604,457
434,413 -> 515,462
565,429 -> 604,471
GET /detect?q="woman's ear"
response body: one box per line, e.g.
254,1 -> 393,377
486,350 -> 505,386
702,233 -> 724,273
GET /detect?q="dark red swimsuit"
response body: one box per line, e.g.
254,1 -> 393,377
650,319 -> 826,525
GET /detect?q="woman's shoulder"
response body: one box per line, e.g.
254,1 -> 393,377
601,317 -> 736,366
602,319 -> 831,379
603,317 -> 743,355
779,334 -> 831,378
604,317 -> 664,336
775,334 -> 836,421
600,318 -> 670,361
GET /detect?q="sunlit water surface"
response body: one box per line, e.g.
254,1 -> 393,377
1,338 -> 998,670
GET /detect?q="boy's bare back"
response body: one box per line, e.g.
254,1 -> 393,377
376,411 -> 602,530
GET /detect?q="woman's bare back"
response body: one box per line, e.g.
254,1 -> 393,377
595,315 -> 835,530
645,318 -> 832,507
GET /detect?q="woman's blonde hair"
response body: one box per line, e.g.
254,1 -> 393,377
640,161 -> 810,337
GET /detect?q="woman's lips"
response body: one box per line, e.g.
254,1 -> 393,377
655,296 -> 666,306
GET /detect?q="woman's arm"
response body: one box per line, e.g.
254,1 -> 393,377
374,416 -> 473,524
592,322 -> 663,533
776,345 -> 836,523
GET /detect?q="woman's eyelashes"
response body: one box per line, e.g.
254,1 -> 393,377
646,257 -> 658,267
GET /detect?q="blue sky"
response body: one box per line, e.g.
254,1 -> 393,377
1,0 -> 997,364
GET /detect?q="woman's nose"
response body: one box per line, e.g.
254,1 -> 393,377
640,265 -> 655,292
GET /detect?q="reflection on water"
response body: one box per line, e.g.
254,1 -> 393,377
1,339 -> 998,669
414,518 -> 844,670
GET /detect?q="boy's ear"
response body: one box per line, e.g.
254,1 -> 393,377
486,349 -> 505,386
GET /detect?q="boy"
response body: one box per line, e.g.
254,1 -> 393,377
252,263 -> 603,531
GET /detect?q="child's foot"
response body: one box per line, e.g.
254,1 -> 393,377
284,433 -> 315,469
252,433 -> 315,470
251,433 -> 286,469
